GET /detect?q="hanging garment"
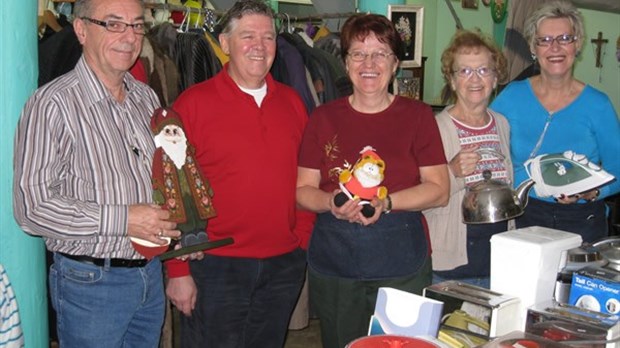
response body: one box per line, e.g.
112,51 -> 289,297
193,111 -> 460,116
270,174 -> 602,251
175,31 -> 222,92
315,32 -> 342,61
147,22 -> 179,63
281,32 -> 351,104
204,31 -> 229,66
38,25 -> 82,87
313,25 -> 331,42
0,264 -> 24,348
503,0 -> 544,83
141,36 -> 180,106
272,36 -> 317,114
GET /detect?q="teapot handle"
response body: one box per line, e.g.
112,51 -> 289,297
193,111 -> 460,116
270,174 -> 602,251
475,148 -> 505,161
592,237 -> 620,248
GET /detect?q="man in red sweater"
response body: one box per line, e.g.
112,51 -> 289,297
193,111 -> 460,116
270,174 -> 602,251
165,1 -> 313,347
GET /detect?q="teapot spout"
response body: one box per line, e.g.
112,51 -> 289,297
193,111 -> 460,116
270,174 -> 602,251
515,179 -> 536,209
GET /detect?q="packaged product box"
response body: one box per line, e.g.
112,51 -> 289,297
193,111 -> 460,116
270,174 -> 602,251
569,266 -> 620,316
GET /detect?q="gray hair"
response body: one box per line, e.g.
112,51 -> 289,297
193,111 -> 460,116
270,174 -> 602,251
219,0 -> 274,35
74,0 -> 145,18
524,0 -> 584,51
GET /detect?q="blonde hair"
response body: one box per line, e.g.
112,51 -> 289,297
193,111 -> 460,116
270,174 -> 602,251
524,0 -> 585,51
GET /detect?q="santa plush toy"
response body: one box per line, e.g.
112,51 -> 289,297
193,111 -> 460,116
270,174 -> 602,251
151,107 -> 216,247
334,146 -> 388,217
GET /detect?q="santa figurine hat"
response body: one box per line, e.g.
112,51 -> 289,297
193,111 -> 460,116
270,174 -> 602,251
151,108 -> 184,135
359,146 -> 382,161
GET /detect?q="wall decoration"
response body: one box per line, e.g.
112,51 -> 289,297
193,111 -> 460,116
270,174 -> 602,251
482,0 -> 491,6
393,77 -> 421,100
388,5 -> 424,68
462,0 -> 479,9
615,35 -> 620,63
491,0 -> 507,23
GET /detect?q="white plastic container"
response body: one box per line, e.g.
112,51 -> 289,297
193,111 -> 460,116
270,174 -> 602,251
490,226 -> 582,329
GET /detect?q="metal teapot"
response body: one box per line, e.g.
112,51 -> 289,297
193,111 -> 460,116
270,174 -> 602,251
462,170 -> 535,224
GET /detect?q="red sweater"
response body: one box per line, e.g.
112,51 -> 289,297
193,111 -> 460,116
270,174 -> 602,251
166,66 -> 312,277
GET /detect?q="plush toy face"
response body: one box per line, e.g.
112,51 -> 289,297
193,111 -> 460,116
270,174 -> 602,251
353,155 -> 385,188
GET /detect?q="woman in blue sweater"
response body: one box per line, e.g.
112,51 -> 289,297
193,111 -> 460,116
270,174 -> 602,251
491,0 -> 620,242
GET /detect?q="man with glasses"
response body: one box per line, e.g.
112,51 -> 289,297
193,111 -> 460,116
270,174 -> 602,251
13,0 -> 179,346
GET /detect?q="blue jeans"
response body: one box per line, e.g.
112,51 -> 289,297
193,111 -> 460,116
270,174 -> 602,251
516,198 -> 608,243
432,221 -> 507,289
49,253 -> 165,348
181,248 -> 306,348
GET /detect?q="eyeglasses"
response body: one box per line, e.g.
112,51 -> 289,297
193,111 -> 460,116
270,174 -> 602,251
348,51 -> 395,63
452,66 -> 495,79
81,17 -> 148,35
534,34 -> 577,47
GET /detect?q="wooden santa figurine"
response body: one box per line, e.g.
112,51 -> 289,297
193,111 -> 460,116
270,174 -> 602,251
151,107 -> 216,247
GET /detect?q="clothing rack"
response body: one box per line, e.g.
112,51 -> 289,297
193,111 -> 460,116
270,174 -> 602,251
145,3 -> 355,23
291,12 -> 358,22
144,2 -> 223,16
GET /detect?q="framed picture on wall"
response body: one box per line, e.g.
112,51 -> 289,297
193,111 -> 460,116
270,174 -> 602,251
462,0 -> 479,9
393,77 -> 421,100
388,5 -> 424,68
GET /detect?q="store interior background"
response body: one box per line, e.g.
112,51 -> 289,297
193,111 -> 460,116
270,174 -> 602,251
0,0 -> 619,347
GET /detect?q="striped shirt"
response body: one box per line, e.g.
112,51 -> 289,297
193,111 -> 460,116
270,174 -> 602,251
13,57 -> 160,259
0,264 -> 24,348
451,114 -> 509,186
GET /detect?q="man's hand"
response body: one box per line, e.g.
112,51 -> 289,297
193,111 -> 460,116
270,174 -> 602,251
172,242 -> 205,261
166,275 -> 197,316
127,204 -> 181,244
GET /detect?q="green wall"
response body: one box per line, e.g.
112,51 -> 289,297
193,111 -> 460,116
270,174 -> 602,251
575,8 -> 620,112
0,1 -> 49,347
407,1 -> 620,112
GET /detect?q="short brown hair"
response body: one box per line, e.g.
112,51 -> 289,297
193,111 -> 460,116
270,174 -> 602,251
340,14 -> 403,63
440,29 -> 507,84
219,0 -> 275,35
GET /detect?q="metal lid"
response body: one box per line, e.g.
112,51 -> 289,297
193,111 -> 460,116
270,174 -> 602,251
566,246 -> 603,263
593,237 -> 620,264
468,170 -> 508,193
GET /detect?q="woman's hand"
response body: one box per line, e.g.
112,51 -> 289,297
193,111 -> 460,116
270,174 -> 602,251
555,189 -> 600,204
329,190 -> 363,223
449,146 -> 481,178
355,196 -> 390,226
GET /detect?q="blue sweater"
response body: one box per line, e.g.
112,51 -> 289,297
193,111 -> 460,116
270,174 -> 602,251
491,79 -> 620,202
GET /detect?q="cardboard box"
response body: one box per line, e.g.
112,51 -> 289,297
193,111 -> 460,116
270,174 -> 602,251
490,226 -> 582,328
569,266 -> 620,316
423,281 -> 521,338
368,287 -> 443,338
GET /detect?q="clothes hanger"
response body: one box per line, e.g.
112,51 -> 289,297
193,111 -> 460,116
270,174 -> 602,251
279,13 -> 293,34
177,6 -> 190,33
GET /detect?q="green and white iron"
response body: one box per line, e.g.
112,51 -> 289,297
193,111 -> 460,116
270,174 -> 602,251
524,151 -> 615,198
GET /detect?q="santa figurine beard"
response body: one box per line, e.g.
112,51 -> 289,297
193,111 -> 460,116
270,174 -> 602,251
154,124 -> 188,169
